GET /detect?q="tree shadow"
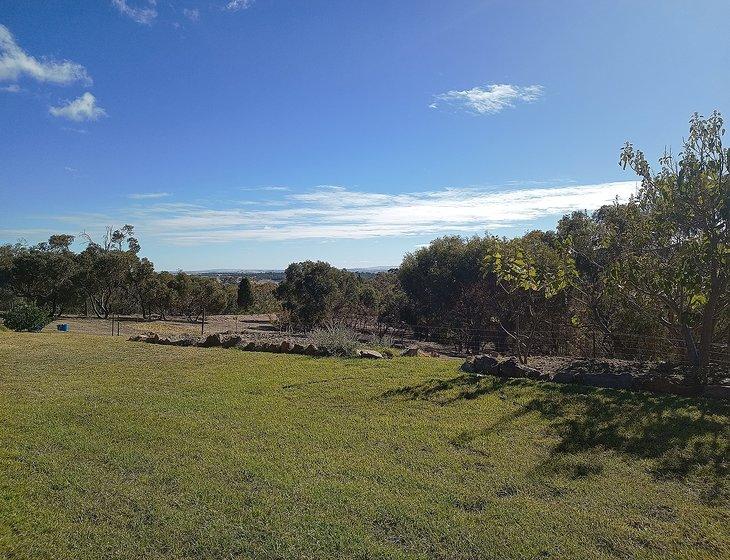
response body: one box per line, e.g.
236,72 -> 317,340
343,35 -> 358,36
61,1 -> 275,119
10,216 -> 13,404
381,375 -> 729,493
380,374 -> 523,405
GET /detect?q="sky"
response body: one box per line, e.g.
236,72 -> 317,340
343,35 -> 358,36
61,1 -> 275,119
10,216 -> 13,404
1,1 -> 728,271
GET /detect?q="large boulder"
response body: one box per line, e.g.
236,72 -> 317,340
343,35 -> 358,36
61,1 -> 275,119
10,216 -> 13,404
635,375 -> 702,397
128,334 -> 147,342
221,335 -> 242,348
550,371 -> 577,384
462,355 -> 501,375
358,349 -> 383,359
198,333 -> 223,348
499,357 -> 544,380
303,344 -> 319,356
279,341 -> 293,353
291,343 -> 307,354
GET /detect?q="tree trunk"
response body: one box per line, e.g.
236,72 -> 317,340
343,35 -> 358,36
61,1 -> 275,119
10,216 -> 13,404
680,322 -> 700,370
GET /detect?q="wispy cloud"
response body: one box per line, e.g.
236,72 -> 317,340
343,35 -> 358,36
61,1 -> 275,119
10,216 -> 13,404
111,0 -> 158,25
128,192 -> 171,200
431,84 -> 544,115
50,92 -> 107,122
1,83 -> 21,93
225,0 -> 254,12
0,24 -> 91,85
183,8 -> 200,22
45,181 -> 637,245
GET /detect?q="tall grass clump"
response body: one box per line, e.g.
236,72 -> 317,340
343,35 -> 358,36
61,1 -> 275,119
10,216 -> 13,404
309,326 -> 359,356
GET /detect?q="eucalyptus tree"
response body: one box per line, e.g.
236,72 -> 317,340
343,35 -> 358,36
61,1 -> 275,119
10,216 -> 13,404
618,111 -> 729,375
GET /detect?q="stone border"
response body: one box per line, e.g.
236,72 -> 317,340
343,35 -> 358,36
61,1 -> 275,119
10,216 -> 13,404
128,332 -> 387,359
461,355 -> 729,400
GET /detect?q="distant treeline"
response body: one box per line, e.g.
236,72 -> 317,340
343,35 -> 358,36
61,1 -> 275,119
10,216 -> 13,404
1,112 -> 727,376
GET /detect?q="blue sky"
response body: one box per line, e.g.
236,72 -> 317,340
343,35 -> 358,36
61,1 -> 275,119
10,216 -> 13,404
1,1 -> 728,270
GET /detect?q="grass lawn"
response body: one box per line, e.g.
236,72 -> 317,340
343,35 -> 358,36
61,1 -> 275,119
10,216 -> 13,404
0,333 -> 727,559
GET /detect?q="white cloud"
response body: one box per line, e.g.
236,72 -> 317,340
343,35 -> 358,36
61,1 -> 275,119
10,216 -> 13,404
226,0 -> 253,11
64,181 -> 637,245
49,92 -> 107,122
128,192 -> 171,199
183,8 -> 200,22
431,84 -> 544,115
111,0 -> 158,25
1,84 -> 21,93
0,24 -> 91,85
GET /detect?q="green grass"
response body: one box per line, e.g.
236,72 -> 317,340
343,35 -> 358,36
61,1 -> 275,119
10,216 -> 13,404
0,332 -> 727,560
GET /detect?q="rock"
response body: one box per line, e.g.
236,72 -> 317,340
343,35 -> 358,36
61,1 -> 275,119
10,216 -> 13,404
291,343 -> 306,354
499,357 -> 542,379
128,334 -> 147,342
303,344 -> 319,356
358,349 -> 383,359
382,348 -> 394,359
221,335 -> 242,348
317,347 -> 332,357
461,354 -> 499,375
703,384 -> 730,400
198,333 -> 222,348
551,371 -> 576,384
581,371 -> 634,389
635,375 -> 702,397
173,337 -> 196,347
280,341 -> 293,353
145,332 -> 160,343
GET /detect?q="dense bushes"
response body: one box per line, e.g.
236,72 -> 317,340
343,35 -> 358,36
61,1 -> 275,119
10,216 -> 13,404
3,302 -> 51,332
308,326 -> 360,356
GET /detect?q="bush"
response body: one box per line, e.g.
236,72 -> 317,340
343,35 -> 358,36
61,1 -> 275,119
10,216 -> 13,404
371,333 -> 395,348
3,302 -> 52,332
309,326 -> 359,356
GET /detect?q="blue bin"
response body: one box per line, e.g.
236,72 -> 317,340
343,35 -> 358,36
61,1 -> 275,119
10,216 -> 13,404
57,323 -> 69,332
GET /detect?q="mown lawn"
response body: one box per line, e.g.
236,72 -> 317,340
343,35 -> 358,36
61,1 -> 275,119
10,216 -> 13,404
0,333 -> 727,560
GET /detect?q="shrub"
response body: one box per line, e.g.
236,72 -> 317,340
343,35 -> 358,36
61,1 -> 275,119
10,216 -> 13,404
3,302 -> 52,332
309,326 -> 359,356
371,333 -> 395,348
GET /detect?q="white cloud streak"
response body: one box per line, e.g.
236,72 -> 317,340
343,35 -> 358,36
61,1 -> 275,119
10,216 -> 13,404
103,181 -> 638,245
226,0 -> 253,11
431,84 -> 544,115
128,192 -> 171,199
49,92 -> 107,122
111,0 -> 158,25
0,24 -> 91,85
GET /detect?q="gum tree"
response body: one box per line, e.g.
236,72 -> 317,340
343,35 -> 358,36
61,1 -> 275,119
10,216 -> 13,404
618,111 -> 729,377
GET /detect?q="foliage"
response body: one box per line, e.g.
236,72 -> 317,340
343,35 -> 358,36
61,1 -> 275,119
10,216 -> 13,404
3,301 -> 52,332
308,325 -> 360,356
617,111 -> 729,375
275,261 -> 362,330
483,232 -> 575,363
236,277 -> 254,311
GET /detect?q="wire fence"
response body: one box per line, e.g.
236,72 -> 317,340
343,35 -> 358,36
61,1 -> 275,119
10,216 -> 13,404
375,320 -> 730,367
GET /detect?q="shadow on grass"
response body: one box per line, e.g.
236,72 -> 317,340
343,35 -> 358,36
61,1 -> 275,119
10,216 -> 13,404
382,375 -> 729,491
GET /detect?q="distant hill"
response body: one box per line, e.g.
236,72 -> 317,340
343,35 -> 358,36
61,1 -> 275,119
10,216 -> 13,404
187,266 -> 398,284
